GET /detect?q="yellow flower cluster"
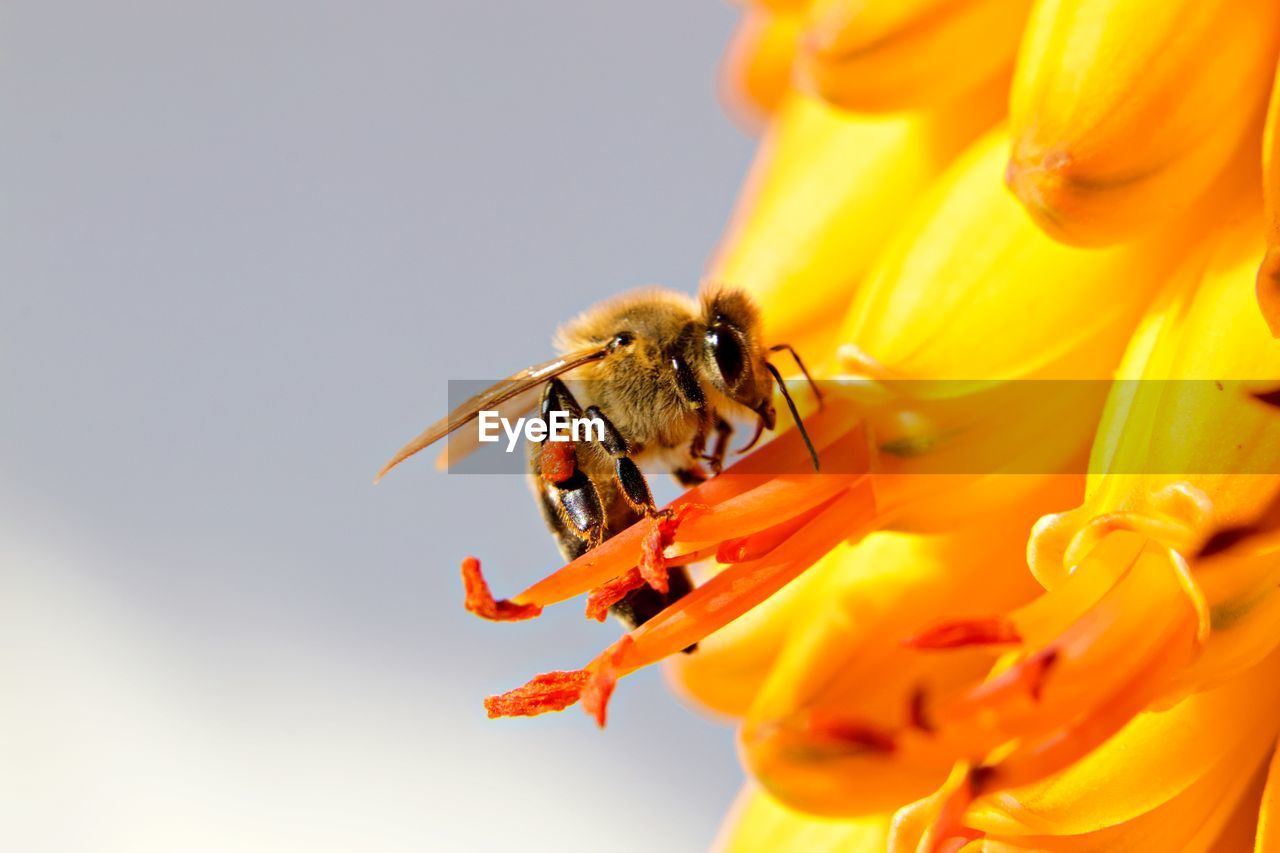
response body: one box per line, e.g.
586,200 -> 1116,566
690,0 -> 1280,849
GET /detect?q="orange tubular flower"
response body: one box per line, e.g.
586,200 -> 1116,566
1006,0 -> 1280,247
797,0 -> 1031,112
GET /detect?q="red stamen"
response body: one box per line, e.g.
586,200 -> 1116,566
582,636 -> 633,728
539,441 -> 576,484
910,687 -> 934,733
903,617 -> 1022,650
462,557 -> 543,622
1024,649 -> 1058,701
585,568 -> 645,621
484,670 -> 589,718
805,709 -> 897,753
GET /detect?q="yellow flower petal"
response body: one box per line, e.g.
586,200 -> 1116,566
1007,0 -> 1280,246
838,127 -> 1186,382
710,84 -> 1002,359
798,0 -> 1030,111
715,784 -> 890,852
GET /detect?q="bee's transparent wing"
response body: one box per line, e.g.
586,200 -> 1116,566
374,345 -> 610,481
430,382 -> 541,470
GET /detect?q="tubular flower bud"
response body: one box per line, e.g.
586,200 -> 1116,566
797,0 -> 1031,112
840,127 -> 1200,382
709,83 -> 1003,358
1006,0 -> 1280,246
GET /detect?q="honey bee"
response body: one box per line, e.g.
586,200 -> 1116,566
376,286 -> 819,630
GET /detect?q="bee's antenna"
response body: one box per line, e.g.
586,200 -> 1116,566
764,361 -> 820,472
769,343 -> 823,408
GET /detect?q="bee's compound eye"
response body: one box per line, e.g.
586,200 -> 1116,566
706,327 -> 745,389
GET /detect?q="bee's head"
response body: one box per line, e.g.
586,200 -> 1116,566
699,289 -> 774,426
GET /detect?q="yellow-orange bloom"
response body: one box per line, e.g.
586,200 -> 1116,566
1007,0 -> 1280,246
415,1 -> 1280,848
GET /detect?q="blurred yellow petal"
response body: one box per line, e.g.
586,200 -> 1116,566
719,10 -> 802,131
798,0 -> 1030,112
710,83 -> 1002,358
1007,0 -> 1280,246
715,784 -> 890,852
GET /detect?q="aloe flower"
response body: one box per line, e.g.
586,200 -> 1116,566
436,0 -> 1280,848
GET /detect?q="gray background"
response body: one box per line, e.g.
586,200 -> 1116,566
0,2 -> 756,850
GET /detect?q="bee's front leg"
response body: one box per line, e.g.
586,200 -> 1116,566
702,416 -> 733,475
674,416 -> 732,487
584,404 -> 659,516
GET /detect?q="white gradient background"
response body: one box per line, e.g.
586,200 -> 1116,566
0,3 -> 756,851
